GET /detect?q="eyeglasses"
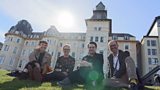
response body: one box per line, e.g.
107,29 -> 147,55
63,49 -> 70,50
109,44 -> 117,47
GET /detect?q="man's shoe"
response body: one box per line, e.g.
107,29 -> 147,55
33,67 -> 42,82
28,65 -> 33,80
57,78 -> 71,86
129,83 -> 139,90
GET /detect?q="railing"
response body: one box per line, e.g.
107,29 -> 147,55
140,65 -> 160,85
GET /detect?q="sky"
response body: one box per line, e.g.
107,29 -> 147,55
0,0 -> 160,43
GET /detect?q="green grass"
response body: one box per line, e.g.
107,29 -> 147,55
0,69 -> 83,90
0,69 -> 159,90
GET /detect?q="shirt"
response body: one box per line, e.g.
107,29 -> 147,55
113,53 -> 120,71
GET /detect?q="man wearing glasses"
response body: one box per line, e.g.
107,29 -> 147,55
103,40 -> 138,90
43,44 -> 75,82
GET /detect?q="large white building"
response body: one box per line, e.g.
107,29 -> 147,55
141,16 -> 160,75
0,2 -> 137,75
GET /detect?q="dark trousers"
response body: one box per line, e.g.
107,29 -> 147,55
68,67 -> 104,88
43,71 -> 67,82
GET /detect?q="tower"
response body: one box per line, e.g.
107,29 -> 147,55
84,2 -> 112,74
0,20 -> 32,70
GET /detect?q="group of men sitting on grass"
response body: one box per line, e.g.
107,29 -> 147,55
8,40 -> 145,90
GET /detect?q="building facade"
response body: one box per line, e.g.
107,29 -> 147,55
0,2 -> 137,75
141,16 -> 160,75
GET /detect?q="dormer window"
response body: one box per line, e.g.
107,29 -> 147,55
112,35 -> 118,40
124,36 -> 129,40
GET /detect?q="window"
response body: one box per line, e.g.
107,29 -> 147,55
51,51 -> 54,56
90,37 -> 93,42
112,35 -> 118,40
147,40 -> 150,46
98,27 -> 101,31
25,41 -> 28,46
148,57 -> 158,65
47,40 -> 50,43
22,50 -> 26,55
99,50 -> 103,54
155,58 -> 159,64
9,58 -> 14,66
28,50 -> 33,56
151,40 -> 156,46
82,43 -> 84,48
18,60 -> 23,68
60,43 -> 63,47
95,37 -> 99,42
148,49 -> 151,55
57,52 -> 61,57
148,58 -> 152,65
94,27 -> 97,31
72,52 -> 75,58
13,47 -> 18,54
100,37 -> 104,42
124,36 -> 129,40
10,37 -> 13,41
124,44 -> 129,50
152,49 -> 157,55
0,56 -> 5,64
154,58 -> 158,64
4,45 -> 9,51
16,38 -> 20,43
152,58 -> 158,64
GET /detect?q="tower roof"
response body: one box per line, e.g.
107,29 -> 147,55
8,20 -> 33,35
90,2 -> 107,20
96,2 -> 105,10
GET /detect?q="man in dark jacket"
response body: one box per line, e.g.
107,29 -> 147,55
43,44 -> 75,82
103,40 -> 138,90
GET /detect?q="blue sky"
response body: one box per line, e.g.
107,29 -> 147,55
0,0 -> 160,43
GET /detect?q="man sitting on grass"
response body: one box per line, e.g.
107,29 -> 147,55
25,40 -> 52,82
43,44 -> 75,82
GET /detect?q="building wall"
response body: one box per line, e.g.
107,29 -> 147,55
0,34 -> 25,70
117,41 -> 137,66
141,37 -> 159,75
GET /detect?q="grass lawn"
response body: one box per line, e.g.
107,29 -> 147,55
0,69 -> 159,90
0,69 -> 83,90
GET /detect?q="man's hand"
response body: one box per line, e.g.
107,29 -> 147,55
80,60 -> 92,67
62,72 -> 68,76
35,45 -> 41,50
55,69 -> 61,72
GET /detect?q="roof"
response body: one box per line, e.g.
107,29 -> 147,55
96,2 -> 105,10
146,16 -> 160,36
8,19 -> 33,35
110,33 -> 135,37
89,2 -> 108,20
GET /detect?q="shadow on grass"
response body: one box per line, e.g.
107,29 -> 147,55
0,78 -> 42,90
